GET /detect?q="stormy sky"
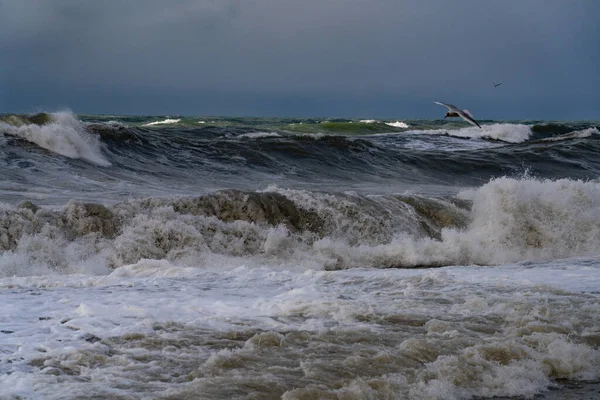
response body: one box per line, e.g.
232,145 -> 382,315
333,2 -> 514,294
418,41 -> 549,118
1,0 -> 598,119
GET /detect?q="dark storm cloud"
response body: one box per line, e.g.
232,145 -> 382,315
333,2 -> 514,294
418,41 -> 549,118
1,0 -> 598,118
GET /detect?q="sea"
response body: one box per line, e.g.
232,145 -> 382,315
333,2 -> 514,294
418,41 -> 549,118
0,112 -> 599,400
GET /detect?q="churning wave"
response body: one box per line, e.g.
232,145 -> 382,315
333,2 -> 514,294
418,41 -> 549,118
0,112 -> 111,166
2,111 -> 599,400
538,127 -> 599,142
386,120 -> 410,128
1,112 -> 599,201
1,176 -> 599,277
360,119 -> 410,128
411,123 -> 534,143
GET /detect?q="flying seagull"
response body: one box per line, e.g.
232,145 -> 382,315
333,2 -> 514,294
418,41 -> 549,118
434,101 -> 481,128
493,82 -> 502,87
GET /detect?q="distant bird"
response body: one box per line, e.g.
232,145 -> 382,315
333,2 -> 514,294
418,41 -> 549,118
434,101 -> 481,128
493,82 -> 502,87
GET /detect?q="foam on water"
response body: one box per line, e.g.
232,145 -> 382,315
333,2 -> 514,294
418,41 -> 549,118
141,118 -> 181,126
1,177 -> 600,278
0,112 -> 111,166
102,120 -> 126,128
415,123 -> 532,143
386,120 -> 410,128
267,177 -> 600,268
1,115 -> 599,399
0,263 -> 598,399
540,127 -> 599,142
0,177 -> 599,399
237,131 -> 281,139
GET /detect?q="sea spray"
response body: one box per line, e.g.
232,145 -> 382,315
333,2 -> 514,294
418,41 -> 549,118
2,177 -> 600,277
0,111 -> 111,166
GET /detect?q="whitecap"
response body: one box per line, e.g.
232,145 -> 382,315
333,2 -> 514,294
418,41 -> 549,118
0,111 -> 111,166
541,127 -> 599,142
413,123 -> 531,143
142,118 -> 181,126
385,121 -> 410,128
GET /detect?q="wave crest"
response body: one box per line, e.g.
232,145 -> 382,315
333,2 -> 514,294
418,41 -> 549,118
0,112 -> 111,166
420,123 -> 533,143
539,127 -> 599,142
142,118 -> 181,126
385,121 -> 410,128
2,177 -> 599,276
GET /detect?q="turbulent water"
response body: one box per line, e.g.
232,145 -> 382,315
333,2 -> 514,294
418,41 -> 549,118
0,112 -> 599,399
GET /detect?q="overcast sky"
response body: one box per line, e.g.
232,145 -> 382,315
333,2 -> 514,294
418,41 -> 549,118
1,0 -> 598,119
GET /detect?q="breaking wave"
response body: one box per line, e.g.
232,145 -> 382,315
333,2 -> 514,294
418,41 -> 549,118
538,127 -> 599,142
1,112 -> 599,400
413,123 -> 533,143
0,112 -> 111,166
1,176 -> 599,277
1,113 -> 599,209
386,120 -> 410,128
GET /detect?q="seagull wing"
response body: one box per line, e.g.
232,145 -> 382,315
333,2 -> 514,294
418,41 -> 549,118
434,101 -> 459,111
457,110 -> 481,128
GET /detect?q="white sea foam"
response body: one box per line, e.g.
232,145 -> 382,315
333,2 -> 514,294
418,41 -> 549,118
1,177 -> 600,279
105,120 -> 125,128
0,112 -> 111,166
267,177 -> 600,268
141,118 -> 181,126
1,181 -> 599,397
541,127 -> 599,142
416,123 -> 532,143
385,120 -> 410,128
109,258 -> 204,278
359,119 -> 377,123
237,131 -> 281,139
0,264 -> 598,399
449,176 -> 600,263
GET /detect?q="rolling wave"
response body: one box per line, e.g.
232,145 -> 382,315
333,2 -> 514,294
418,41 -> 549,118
537,127 -> 599,142
87,116 -> 600,183
1,112 -> 598,206
1,176 -> 599,277
407,123 -> 533,143
0,112 -> 110,166
2,112 -> 599,400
